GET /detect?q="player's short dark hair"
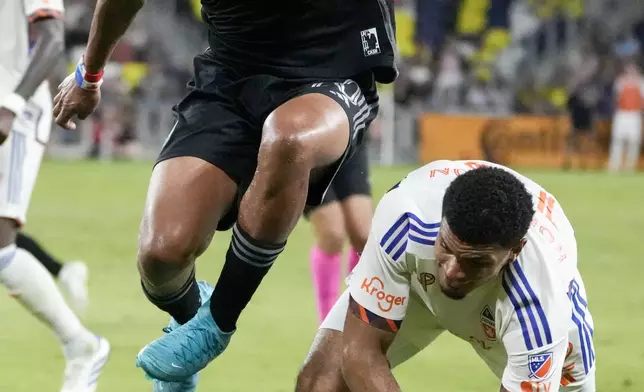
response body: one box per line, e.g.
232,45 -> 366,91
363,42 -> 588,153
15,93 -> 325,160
442,167 -> 535,248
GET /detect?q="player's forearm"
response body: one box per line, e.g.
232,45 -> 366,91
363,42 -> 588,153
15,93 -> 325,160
83,0 -> 145,73
341,350 -> 401,392
14,18 -> 65,101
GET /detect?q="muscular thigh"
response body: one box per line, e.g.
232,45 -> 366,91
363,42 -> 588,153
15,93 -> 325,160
256,72 -> 379,207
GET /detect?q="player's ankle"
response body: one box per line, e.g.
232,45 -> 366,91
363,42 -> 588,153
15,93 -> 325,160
141,271 -> 201,325
63,329 -> 97,357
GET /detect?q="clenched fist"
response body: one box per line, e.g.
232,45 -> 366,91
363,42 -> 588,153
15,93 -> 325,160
53,74 -> 101,130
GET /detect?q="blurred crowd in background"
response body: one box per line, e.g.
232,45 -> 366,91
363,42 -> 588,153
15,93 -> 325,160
49,0 -> 644,166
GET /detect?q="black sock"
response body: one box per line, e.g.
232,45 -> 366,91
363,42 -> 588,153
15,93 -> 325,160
16,232 -> 63,277
142,271 -> 201,325
210,223 -> 286,332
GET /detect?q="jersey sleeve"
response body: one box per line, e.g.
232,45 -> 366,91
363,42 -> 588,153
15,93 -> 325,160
347,188 -> 411,321
500,260 -> 570,392
24,0 -> 64,22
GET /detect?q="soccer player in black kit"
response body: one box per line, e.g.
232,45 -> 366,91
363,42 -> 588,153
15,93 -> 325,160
53,0 -> 397,389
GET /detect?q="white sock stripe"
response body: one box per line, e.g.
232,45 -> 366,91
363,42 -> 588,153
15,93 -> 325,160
232,224 -> 285,257
231,233 -> 282,263
231,239 -> 277,268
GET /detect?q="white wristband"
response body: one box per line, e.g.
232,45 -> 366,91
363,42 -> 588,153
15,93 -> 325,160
0,93 -> 27,116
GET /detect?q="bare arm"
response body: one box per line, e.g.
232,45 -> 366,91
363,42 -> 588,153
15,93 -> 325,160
83,0 -> 146,73
0,14 -> 66,144
52,0 -> 145,129
341,296 -> 402,392
14,18 -> 65,101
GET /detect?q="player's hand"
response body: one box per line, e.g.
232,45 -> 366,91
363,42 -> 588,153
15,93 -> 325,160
53,73 -> 101,130
0,107 -> 17,145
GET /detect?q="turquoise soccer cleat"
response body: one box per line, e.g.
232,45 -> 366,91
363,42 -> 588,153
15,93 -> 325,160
152,377 -> 198,392
137,281 -> 234,382
150,321 -> 199,392
152,375 -> 198,392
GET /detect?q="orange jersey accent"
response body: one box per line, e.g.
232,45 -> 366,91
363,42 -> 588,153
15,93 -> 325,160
616,76 -> 643,111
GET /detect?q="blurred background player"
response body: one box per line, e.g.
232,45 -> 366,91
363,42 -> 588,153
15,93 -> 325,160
608,61 -> 644,172
305,122 -> 375,324
16,231 -> 89,315
297,161 -> 595,392
564,80 -> 599,170
0,1 -> 109,391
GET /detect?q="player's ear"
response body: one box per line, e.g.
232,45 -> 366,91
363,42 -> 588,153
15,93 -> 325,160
509,238 -> 527,260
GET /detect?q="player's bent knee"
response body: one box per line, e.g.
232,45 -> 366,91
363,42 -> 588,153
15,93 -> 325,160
317,226 -> 346,254
259,131 -> 313,169
138,227 -> 209,272
311,212 -> 346,253
262,95 -> 349,170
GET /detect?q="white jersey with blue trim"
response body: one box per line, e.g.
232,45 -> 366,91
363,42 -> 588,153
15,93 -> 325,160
347,160 -> 595,391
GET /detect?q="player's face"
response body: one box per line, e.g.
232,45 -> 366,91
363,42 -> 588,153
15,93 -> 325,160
434,220 -> 524,300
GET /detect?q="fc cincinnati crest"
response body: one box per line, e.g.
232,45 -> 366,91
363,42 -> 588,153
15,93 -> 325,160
480,305 -> 496,341
528,353 -> 553,380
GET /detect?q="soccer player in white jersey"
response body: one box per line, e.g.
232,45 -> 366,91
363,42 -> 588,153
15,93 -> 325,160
0,1 -> 109,391
296,160 -> 595,392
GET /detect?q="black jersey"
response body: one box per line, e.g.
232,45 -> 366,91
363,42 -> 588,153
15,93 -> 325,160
200,0 -> 398,83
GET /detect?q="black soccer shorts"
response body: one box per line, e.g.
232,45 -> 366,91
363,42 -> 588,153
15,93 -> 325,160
157,49 -> 379,231
302,141 -> 372,217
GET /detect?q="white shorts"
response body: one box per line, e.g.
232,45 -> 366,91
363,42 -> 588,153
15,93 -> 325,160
612,111 -> 642,144
321,289 -> 596,392
0,83 -> 52,224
